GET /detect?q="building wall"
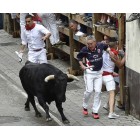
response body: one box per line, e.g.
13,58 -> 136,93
126,13 -> 140,120
0,13 -> 3,29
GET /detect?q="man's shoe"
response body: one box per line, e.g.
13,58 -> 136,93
103,103 -> 109,111
108,112 -> 119,119
82,108 -> 88,115
92,112 -> 99,119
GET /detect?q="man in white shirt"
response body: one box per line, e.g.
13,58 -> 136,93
102,42 -> 120,119
19,14 -> 51,64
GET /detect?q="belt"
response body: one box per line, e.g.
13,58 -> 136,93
33,48 -> 43,52
102,71 -> 113,76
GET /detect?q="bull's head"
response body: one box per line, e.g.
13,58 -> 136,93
44,74 -> 79,102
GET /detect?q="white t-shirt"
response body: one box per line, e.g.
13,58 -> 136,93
102,51 -> 115,73
22,24 -> 51,50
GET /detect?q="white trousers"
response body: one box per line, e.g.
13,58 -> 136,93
102,75 -> 116,91
28,48 -> 47,64
83,71 -> 102,113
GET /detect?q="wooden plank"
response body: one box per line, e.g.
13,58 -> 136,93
118,14 -> 125,106
73,35 -> 87,45
97,26 -> 118,38
69,14 -> 80,71
72,14 -> 92,28
93,14 -> 103,42
58,26 -> 69,36
54,45 -> 70,55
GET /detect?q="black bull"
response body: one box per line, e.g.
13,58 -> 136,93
19,62 -> 79,124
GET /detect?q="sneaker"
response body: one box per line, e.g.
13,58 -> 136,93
92,112 -> 99,119
108,112 -> 119,119
126,13 -> 140,22
103,103 -> 109,111
82,108 -> 88,115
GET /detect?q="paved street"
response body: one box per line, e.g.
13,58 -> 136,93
0,29 -> 140,126
0,72 -> 59,126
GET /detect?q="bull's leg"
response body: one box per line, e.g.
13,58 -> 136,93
55,102 -> 70,124
37,97 -> 52,121
28,96 -> 42,117
25,98 -> 30,111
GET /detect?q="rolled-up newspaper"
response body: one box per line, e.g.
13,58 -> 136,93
85,65 -> 94,69
15,51 -> 23,62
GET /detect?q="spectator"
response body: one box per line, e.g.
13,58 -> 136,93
69,19 -> 87,36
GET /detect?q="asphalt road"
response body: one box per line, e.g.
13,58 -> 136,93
0,71 -> 59,126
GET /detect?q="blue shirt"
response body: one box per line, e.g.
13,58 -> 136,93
77,42 -> 108,71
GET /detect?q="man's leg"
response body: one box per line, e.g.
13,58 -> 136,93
92,73 -> 102,114
83,73 -> 94,111
38,49 -> 48,64
109,90 -> 115,113
103,75 -> 119,119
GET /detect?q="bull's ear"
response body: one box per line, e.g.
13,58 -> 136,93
67,74 -> 79,82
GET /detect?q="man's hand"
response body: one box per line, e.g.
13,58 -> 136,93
80,65 -> 87,71
42,33 -> 51,41
109,51 -> 118,61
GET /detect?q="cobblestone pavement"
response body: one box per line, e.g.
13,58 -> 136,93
0,29 -> 140,126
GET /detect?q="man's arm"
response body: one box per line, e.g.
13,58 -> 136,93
42,33 -> 51,41
79,61 -> 86,71
109,52 -> 125,68
19,44 -> 26,53
40,25 -> 51,41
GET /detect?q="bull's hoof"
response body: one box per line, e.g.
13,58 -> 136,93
46,117 -> 52,122
63,119 -> 70,124
35,113 -> 42,118
25,107 -> 30,111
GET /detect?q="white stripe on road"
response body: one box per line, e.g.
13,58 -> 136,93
0,74 -> 64,126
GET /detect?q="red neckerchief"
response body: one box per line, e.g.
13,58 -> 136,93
110,48 -> 118,56
25,23 -> 36,30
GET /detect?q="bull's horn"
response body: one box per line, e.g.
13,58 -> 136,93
44,75 -> 55,82
67,74 -> 79,81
